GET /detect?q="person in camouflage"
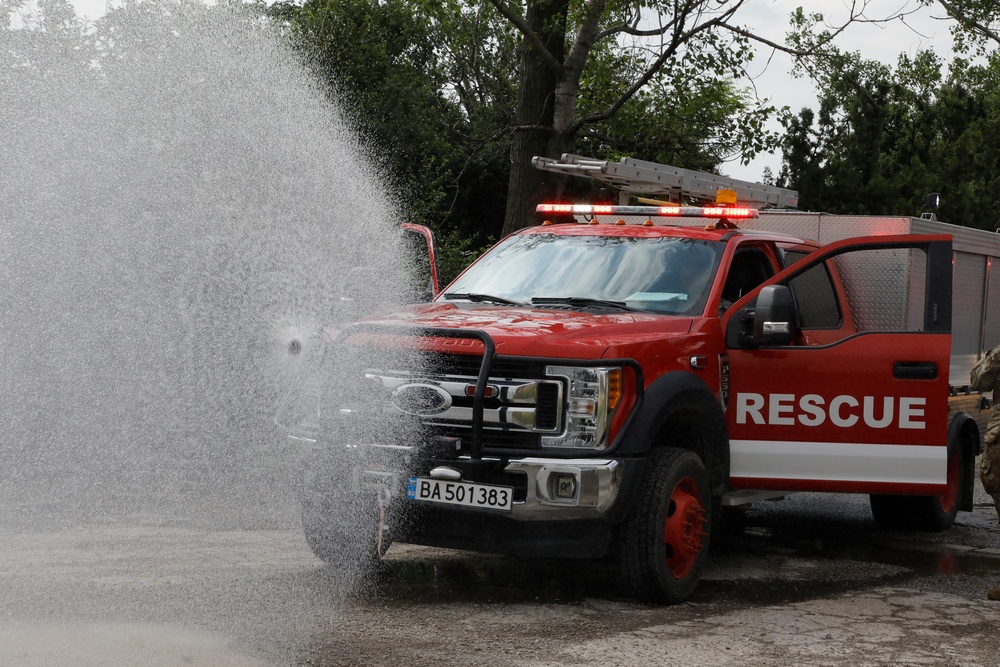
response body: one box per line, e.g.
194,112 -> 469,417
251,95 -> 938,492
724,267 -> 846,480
973,346 -> 1000,600
986,416 -> 1000,601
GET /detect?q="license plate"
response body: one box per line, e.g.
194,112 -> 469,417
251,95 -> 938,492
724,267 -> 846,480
406,477 -> 513,511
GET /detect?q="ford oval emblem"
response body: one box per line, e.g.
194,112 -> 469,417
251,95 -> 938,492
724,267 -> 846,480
391,383 -> 452,416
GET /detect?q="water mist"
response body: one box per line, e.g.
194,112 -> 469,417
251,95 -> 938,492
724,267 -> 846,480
0,0 -> 418,545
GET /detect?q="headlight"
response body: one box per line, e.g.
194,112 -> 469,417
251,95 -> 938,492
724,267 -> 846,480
542,366 -> 622,449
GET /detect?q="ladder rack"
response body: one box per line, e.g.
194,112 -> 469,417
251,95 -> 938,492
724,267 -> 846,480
532,154 -> 798,209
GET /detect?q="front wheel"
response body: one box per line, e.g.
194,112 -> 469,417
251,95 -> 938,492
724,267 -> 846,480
621,448 -> 712,604
300,461 -> 389,584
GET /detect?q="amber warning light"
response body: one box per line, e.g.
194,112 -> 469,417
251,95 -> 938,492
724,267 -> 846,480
535,203 -> 758,219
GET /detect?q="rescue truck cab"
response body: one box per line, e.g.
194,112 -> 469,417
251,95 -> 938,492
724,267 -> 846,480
291,156 -> 983,604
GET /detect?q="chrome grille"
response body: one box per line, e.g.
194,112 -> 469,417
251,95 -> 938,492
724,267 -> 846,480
368,369 -> 564,436
333,326 -> 566,450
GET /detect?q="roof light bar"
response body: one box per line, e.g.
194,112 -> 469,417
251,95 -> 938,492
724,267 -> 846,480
536,203 -> 758,219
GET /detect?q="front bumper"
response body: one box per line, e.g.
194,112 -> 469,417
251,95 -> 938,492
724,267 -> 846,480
296,439 -> 642,559
350,444 -> 625,521
491,457 -> 622,519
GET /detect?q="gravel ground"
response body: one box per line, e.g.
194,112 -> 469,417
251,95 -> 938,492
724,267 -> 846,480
1,492 -> 999,667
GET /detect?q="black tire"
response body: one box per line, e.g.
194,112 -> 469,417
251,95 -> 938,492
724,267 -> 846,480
621,448 -> 712,604
869,437 -> 964,532
300,462 -> 388,581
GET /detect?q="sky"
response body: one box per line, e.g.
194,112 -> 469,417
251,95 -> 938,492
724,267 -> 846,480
62,0 -> 959,186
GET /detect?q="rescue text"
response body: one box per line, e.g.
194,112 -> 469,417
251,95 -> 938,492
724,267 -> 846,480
735,393 -> 927,430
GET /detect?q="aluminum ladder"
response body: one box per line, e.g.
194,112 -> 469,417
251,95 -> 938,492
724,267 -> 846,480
532,154 -> 798,209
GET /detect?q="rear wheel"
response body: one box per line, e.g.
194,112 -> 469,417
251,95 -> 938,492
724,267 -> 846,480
621,448 -> 712,603
870,437 -> 963,532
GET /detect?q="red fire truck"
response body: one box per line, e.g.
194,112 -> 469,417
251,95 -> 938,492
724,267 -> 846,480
289,155 -> 1000,603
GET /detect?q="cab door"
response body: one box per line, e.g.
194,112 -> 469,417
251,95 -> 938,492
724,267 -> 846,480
721,235 -> 953,495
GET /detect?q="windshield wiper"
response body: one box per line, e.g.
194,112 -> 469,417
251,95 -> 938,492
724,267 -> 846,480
443,292 -> 527,306
531,297 -> 632,311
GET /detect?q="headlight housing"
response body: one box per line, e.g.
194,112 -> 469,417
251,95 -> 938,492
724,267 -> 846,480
542,366 -> 622,449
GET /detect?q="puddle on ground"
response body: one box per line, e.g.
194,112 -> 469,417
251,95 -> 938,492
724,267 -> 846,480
763,533 -> 1000,576
716,502 -> 1000,579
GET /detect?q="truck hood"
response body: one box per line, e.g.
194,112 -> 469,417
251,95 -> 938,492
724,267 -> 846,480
355,302 -> 693,358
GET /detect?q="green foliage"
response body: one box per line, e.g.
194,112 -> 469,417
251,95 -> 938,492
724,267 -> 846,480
262,0 -> 855,239
269,0 -> 515,249
433,228 -> 493,287
573,2 -> 781,170
2,0 -> 96,77
574,32 -> 779,172
778,48 -> 1000,228
922,0 -> 1000,55
270,0 -> 458,221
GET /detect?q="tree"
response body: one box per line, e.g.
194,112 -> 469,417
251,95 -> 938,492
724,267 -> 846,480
270,0 -> 793,245
777,47 -> 1000,228
488,0 -> 900,235
268,0 -> 518,274
269,0 -> 472,225
927,0 -> 1000,52
1,0 -> 98,81
572,36 -> 775,172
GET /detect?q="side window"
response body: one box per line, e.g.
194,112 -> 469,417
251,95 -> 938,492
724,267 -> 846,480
721,248 -> 774,309
727,240 -> 947,350
780,249 -> 809,268
787,262 -> 842,329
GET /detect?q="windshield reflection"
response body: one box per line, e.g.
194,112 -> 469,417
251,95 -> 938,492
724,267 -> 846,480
442,234 -> 723,315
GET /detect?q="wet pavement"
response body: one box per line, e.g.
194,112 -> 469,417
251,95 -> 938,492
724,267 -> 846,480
4,396 -> 1000,662
2,489 -> 1000,666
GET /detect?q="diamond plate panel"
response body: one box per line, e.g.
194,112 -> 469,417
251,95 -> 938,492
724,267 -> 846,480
833,247 -> 914,332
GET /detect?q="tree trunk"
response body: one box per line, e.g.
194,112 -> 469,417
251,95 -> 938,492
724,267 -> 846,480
501,0 -> 569,237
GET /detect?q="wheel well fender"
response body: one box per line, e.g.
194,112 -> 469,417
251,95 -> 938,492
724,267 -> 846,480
949,411 -> 980,512
619,370 -> 729,497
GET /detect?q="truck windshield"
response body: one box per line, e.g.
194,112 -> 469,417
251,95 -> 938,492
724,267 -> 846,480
442,233 -> 724,315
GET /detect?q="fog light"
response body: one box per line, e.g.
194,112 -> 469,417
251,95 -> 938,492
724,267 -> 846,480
553,473 -> 577,499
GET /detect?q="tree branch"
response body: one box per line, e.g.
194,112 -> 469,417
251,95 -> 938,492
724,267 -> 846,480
595,15 -> 679,42
937,0 -> 1000,44
722,0 -> 926,57
724,19 -> 859,58
441,125 -> 513,223
569,1 -> 745,135
563,0 -> 610,83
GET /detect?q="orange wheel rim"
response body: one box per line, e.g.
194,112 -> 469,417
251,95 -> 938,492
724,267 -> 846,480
663,477 -> 705,579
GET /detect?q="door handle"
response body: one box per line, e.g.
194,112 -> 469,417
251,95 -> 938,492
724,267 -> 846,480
894,361 -> 938,380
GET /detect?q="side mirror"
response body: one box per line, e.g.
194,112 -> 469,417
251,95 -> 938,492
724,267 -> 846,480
752,285 -> 796,346
400,223 -> 440,298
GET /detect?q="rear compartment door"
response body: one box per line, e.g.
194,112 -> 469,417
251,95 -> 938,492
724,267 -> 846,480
722,235 -> 953,495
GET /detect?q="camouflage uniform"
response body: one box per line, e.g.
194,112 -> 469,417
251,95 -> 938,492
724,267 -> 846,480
978,348 -> 1000,522
976,347 -> 1000,601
